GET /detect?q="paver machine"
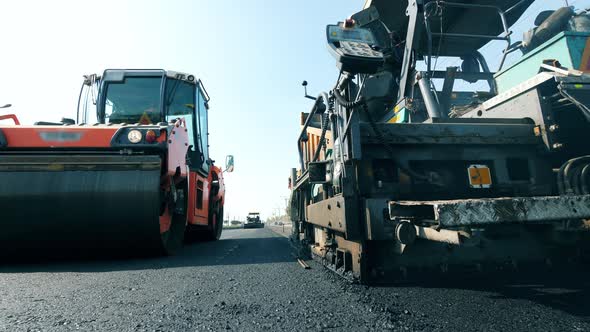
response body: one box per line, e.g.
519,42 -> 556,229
244,212 -> 264,229
0,69 -> 233,256
289,0 -> 590,283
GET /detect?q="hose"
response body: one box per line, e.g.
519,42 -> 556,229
558,86 -> 590,123
564,157 -> 590,193
312,112 -> 330,162
333,86 -> 365,109
581,164 -> 590,194
572,165 -> 583,195
558,156 -> 590,194
76,83 -> 85,124
333,87 -> 429,181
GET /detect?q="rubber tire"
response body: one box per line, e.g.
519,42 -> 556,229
160,184 -> 187,255
204,207 -> 223,241
185,207 -> 223,242
161,211 -> 186,255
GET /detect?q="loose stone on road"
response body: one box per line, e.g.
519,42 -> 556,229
0,228 -> 589,331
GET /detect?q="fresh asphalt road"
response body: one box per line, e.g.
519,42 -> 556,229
1,227 -> 590,331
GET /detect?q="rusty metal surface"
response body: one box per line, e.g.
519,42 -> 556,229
364,198 -> 394,241
478,72 -> 556,110
293,170 -> 309,191
306,196 -> 347,233
415,226 -> 462,245
360,122 -> 539,145
390,195 -> 590,227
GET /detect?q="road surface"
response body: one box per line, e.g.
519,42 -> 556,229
1,228 -> 589,331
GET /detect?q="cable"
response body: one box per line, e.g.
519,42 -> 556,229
312,112 -> 330,162
333,87 -> 365,109
76,82 -> 86,124
558,86 -> 590,122
333,87 -> 430,181
433,1 -> 444,73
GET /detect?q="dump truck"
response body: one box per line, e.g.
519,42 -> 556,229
0,69 -> 233,256
244,212 -> 264,229
289,1 -> 590,283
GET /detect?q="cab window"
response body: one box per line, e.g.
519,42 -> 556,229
104,77 -> 162,124
165,79 -> 196,150
196,88 -> 209,173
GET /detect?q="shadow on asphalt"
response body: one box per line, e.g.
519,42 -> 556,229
0,229 -> 296,273
376,267 -> 590,318
467,271 -> 590,318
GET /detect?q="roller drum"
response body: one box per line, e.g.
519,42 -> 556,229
0,154 -> 163,256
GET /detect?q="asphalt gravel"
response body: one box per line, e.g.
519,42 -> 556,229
1,227 -> 589,331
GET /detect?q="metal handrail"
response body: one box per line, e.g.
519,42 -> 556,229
0,114 -> 20,125
423,1 -> 513,73
297,92 -> 330,173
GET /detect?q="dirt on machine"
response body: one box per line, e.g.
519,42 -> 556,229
0,69 -> 234,256
289,1 -> 590,283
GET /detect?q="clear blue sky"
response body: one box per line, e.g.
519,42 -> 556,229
0,0 -> 587,220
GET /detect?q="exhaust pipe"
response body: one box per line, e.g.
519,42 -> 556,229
395,220 -> 465,246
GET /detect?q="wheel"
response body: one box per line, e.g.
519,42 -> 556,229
216,207 -> 224,238
159,180 -> 187,255
205,206 -> 223,241
185,206 -> 223,242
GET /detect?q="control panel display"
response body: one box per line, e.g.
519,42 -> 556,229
326,23 -> 383,74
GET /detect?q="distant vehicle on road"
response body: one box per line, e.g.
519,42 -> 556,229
243,212 -> 264,229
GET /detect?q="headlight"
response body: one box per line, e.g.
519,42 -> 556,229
127,130 -> 143,144
145,129 -> 157,143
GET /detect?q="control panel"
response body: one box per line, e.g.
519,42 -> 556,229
326,22 -> 384,74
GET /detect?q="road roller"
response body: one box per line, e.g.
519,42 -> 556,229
0,69 -> 233,256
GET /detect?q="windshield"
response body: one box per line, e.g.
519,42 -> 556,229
104,77 -> 162,124
247,213 -> 260,221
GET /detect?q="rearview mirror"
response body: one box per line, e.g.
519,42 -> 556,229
225,155 -> 234,173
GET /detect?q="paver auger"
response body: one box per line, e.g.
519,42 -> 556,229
0,69 -> 233,256
289,1 -> 590,283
